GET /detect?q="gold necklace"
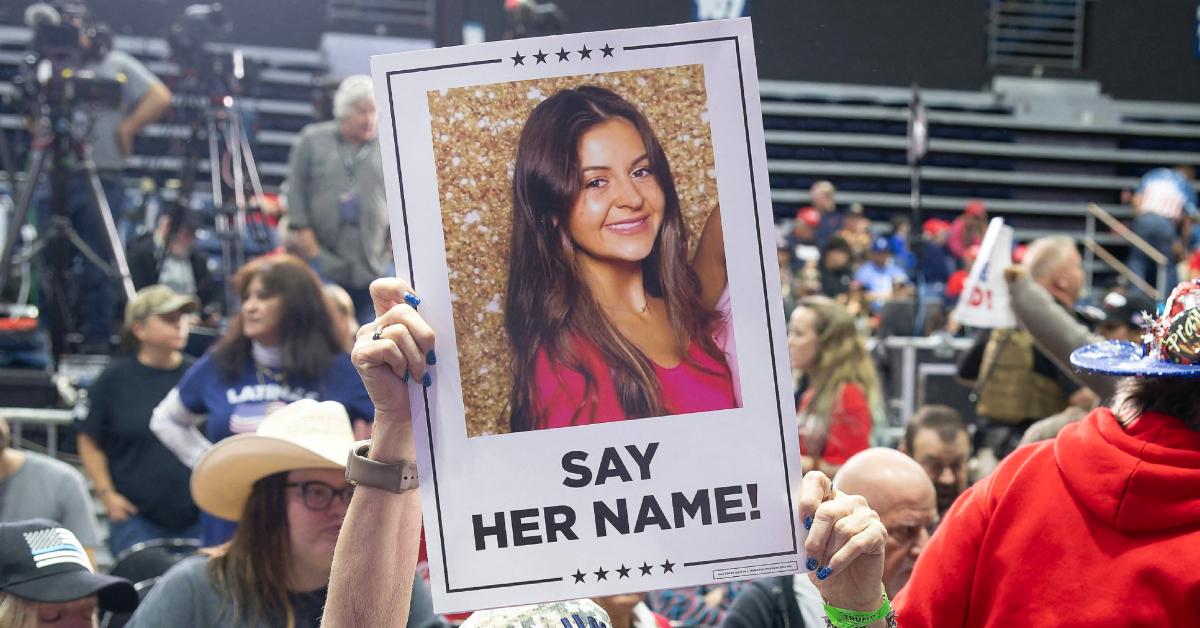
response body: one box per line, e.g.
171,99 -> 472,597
255,362 -> 286,386
601,300 -> 651,317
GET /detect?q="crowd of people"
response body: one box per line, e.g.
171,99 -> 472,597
2,10 -> 1199,625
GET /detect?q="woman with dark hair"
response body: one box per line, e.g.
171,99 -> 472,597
505,85 -> 736,432
151,254 -> 373,545
128,400 -> 437,628
795,279 -> 1200,627
787,296 -> 883,476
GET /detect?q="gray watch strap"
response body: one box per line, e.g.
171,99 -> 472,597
345,439 -> 419,493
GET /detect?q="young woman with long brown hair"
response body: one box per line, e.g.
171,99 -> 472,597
505,85 -> 736,432
150,254 -> 373,545
787,295 -> 883,475
128,400 -> 436,628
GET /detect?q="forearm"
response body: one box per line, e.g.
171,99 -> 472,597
324,419 -> 422,627
76,435 -> 115,494
1008,274 -> 1115,399
120,82 -> 171,135
692,205 -> 727,309
150,389 -> 212,468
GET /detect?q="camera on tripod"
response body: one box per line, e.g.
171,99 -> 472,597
17,1 -> 122,115
168,3 -> 259,98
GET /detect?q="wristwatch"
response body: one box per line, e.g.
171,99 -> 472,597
345,440 -> 419,493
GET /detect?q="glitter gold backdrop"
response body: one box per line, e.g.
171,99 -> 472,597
428,65 -> 719,437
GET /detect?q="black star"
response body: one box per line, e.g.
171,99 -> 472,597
578,44 -> 592,59
556,47 -> 570,62
638,562 -> 653,576
594,566 -> 609,581
572,569 -> 586,584
533,49 -> 548,64
616,564 -> 631,579
660,559 -> 675,574
510,51 -> 525,66
600,43 -> 615,57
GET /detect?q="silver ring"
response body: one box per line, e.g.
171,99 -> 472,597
371,325 -> 385,341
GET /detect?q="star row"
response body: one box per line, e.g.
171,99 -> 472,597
571,559 -> 675,583
511,43 -> 615,66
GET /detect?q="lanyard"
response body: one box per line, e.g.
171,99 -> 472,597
336,138 -> 366,186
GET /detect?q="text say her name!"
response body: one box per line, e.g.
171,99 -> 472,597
471,442 -> 762,551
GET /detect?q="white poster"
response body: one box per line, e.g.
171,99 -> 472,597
371,18 -> 801,613
954,217 -> 1017,329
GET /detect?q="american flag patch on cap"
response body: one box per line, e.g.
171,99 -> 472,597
23,527 -> 92,572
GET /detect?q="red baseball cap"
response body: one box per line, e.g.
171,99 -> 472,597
964,200 -> 987,217
923,218 -> 950,237
796,207 -> 821,228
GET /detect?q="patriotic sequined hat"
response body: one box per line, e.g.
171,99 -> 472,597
0,519 -> 138,612
1071,279 -> 1200,377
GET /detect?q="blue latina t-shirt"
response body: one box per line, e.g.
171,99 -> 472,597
176,352 -> 373,443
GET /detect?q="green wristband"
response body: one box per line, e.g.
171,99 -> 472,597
823,592 -> 892,628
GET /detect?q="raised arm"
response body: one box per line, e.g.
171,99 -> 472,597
1004,267 -> 1114,401
323,278 -> 433,627
797,470 -> 890,628
691,205 -> 728,310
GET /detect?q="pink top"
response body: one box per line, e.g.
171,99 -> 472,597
531,337 -> 736,430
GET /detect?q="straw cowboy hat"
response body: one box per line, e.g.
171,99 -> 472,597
1071,278 -> 1200,378
191,399 -> 355,521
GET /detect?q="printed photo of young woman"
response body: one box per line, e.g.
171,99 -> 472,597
428,66 -> 741,437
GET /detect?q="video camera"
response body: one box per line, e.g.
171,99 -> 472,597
16,1 -> 122,114
167,3 -> 258,98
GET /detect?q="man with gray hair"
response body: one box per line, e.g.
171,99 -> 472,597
286,75 -> 391,324
958,235 -> 1095,460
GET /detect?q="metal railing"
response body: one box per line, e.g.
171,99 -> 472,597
1083,203 -> 1168,300
1,407 -> 74,458
868,335 -> 975,423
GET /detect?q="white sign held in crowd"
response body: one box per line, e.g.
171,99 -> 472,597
371,18 -> 802,613
954,217 -> 1017,329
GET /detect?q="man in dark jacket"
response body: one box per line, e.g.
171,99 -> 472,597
723,573 -> 823,627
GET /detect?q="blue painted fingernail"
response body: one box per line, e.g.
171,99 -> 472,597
426,350 -> 437,365
403,371 -> 410,383
806,557 -> 818,571
404,292 -> 421,308
422,372 -> 432,387
816,566 -> 832,580
804,516 -> 813,530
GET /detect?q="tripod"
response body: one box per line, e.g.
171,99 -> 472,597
0,117 -> 136,357
163,56 -> 271,314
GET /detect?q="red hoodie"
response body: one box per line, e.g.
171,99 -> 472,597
894,407 -> 1200,626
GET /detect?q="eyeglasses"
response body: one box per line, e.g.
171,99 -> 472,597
286,481 -> 354,511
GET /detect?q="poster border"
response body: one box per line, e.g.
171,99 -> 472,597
385,31 -> 797,595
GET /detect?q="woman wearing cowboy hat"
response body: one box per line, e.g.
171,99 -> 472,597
787,278 -> 1200,627
127,399 -> 438,628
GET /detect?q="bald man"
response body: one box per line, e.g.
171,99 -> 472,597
833,448 -> 938,597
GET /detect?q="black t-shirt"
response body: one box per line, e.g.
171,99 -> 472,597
76,356 -> 199,531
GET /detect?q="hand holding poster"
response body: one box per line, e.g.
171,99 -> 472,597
370,18 -> 801,612
953,217 -> 1017,329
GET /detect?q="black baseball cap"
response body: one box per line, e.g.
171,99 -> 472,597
1100,291 -> 1154,329
0,519 -> 138,612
